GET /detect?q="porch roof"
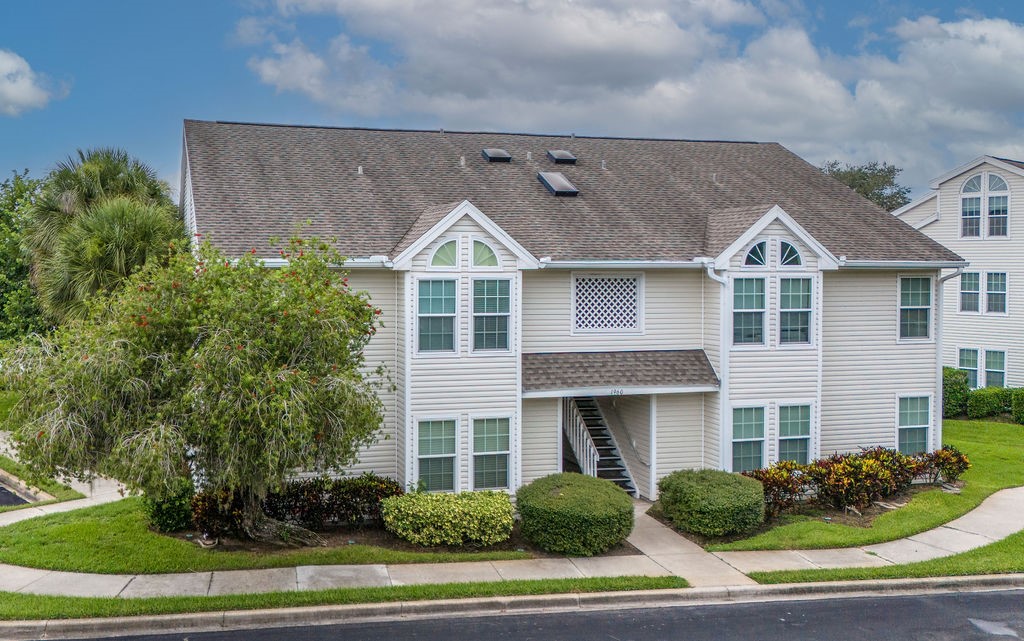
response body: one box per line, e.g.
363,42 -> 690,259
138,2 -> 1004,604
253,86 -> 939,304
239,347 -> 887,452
521,350 -> 719,398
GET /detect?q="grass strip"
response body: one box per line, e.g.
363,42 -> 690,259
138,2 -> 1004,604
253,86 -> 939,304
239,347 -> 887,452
751,528 -> 1024,584
0,576 -> 688,620
710,420 -> 1024,551
0,454 -> 85,514
0,498 -> 531,574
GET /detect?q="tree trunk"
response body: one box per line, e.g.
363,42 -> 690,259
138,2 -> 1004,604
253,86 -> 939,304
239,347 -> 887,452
239,493 -> 325,547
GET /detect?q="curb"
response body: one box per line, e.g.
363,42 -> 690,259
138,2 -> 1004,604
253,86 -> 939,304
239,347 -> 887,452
4,574 -> 1024,640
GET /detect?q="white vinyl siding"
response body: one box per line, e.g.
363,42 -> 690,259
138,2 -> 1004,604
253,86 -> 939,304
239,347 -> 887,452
521,398 -> 560,484
522,269 -> 703,352
821,271 -> 940,454
655,393 -> 705,482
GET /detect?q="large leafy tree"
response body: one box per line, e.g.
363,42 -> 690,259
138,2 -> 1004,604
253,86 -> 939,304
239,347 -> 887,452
822,160 -> 912,212
24,148 -> 181,322
3,239 -> 385,543
0,170 -> 45,340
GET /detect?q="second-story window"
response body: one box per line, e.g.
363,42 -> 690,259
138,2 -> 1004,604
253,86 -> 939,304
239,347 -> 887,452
961,172 -> 1010,238
473,279 -> 510,350
733,278 -> 765,345
418,279 -> 457,352
899,277 -> 931,340
573,274 -> 642,333
779,278 -> 812,344
987,273 -> 1007,313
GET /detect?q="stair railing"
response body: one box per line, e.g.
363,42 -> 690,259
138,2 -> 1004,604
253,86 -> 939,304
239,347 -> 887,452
563,398 -> 599,477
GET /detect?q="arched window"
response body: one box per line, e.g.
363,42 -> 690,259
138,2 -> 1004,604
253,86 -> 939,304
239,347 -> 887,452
430,240 -> 458,268
744,241 -> 767,266
962,172 -> 1009,238
780,241 -> 802,266
472,240 -> 499,267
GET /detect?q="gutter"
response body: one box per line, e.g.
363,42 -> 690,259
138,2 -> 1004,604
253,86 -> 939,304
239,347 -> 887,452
697,257 -> 728,285
839,260 -> 968,270
939,266 -> 966,283
258,256 -> 394,269
537,259 -> 703,270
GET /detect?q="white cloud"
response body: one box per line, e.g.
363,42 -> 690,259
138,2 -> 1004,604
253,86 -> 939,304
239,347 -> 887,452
238,3 -> 1024,189
0,49 -> 54,116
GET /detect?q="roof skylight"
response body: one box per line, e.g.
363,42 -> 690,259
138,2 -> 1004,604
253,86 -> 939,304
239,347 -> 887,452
482,148 -> 512,162
546,150 -> 577,164
538,172 -> 579,197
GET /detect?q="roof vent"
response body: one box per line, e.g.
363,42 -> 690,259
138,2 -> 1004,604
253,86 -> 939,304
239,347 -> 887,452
538,172 -> 579,197
546,149 -> 576,164
482,148 -> 511,162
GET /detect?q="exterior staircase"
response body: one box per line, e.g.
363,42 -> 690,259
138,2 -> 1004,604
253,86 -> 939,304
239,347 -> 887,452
566,397 -> 637,496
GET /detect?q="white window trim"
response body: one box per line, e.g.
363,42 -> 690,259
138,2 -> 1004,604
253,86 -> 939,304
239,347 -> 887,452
468,415 -> 513,491
958,346 -> 980,389
774,401 -> 817,465
985,272 -> 1009,316
741,240 -> 769,268
894,393 -> 933,455
413,274 -> 462,357
779,240 -> 803,267
896,274 -> 935,344
984,349 -> 1007,388
730,275 -> 767,350
777,274 -> 816,349
415,416 -> 460,493
470,277 -> 513,354
728,403 -> 768,473
570,271 -> 646,336
958,272 -> 981,315
469,237 -> 503,271
958,172 -> 1011,240
427,238 -> 461,270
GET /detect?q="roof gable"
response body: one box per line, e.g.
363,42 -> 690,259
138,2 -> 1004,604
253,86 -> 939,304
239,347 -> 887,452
390,200 -> 539,270
712,205 -> 839,270
929,155 -> 1024,189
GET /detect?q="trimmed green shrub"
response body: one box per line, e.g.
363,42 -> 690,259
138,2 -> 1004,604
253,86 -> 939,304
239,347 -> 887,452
859,446 -> 922,496
516,473 -> 634,556
142,479 -> 195,533
381,491 -> 513,547
742,461 -> 805,519
967,387 -> 1010,419
943,367 -> 970,418
1013,389 -> 1024,425
927,444 -> 972,483
658,470 -> 764,537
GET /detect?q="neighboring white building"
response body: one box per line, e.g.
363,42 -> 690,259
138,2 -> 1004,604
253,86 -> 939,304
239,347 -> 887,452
182,121 -> 964,499
894,156 -> 1024,390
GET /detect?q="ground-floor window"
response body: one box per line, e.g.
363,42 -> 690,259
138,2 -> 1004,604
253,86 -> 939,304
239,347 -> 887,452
778,404 -> 811,464
473,417 -> 510,489
732,407 -> 765,472
418,419 -> 456,491
959,348 -> 979,388
985,350 -> 1006,387
897,396 -> 930,455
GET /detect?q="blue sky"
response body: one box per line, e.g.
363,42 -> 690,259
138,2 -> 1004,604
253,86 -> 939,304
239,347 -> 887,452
2,1 -> 1023,198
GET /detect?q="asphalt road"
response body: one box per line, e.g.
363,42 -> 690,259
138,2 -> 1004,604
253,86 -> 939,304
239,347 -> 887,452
69,589 -> 1024,641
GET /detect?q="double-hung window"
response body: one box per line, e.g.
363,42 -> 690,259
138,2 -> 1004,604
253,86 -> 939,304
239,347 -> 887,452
418,420 -> 456,491
899,277 -> 931,340
778,405 -> 811,464
962,173 -> 1010,238
418,280 -> 457,351
960,273 -> 980,313
732,407 -> 765,472
959,348 -> 979,388
987,273 -> 1007,314
472,279 -> 510,350
897,397 -> 929,455
733,278 -> 765,345
985,350 -> 1006,388
473,418 -> 510,489
779,278 -> 811,344
989,174 -> 1009,237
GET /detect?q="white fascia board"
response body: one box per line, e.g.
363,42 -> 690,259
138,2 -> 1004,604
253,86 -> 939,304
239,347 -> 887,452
840,260 -> 967,269
891,192 -> 937,218
258,257 -> 392,269
539,260 -> 704,269
522,385 -> 719,399
929,155 -> 1024,189
390,200 -> 540,270
713,204 -> 840,271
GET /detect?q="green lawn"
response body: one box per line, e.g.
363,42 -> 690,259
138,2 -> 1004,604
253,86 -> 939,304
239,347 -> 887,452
0,576 -> 689,620
0,497 -> 533,574
710,420 -> 1024,551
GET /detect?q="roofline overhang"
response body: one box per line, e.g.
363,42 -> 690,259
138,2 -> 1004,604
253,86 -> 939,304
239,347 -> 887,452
929,155 -> 1024,189
522,384 -> 719,399
258,257 -> 393,269
838,260 -> 968,270
538,259 -> 704,269
891,192 -> 937,218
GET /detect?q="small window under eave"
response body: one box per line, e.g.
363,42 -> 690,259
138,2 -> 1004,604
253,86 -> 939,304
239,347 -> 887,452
538,171 -> 579,197
547,149 -> 577,164
482,148 -> 512,162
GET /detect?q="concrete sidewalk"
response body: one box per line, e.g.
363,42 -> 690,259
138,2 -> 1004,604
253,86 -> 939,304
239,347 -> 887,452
1,477 -> 1024,597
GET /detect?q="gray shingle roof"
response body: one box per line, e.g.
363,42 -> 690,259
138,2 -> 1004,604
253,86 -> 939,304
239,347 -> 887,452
183,120 -> 961,263
522,350 -> 719,393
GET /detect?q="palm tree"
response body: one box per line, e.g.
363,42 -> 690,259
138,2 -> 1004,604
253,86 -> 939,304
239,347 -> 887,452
24,149 -> 182,322
38,196 -> 183,321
